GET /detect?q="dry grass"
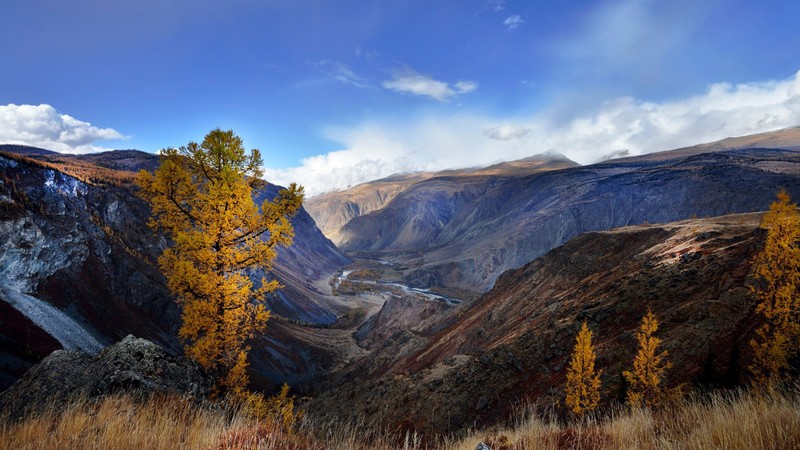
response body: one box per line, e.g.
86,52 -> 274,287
2,387 -> 798,450
449,386 -> 800,450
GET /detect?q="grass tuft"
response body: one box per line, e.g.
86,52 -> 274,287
1,386 -> 798,449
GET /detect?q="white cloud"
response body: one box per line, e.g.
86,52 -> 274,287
266,71 -> 800,197
484,0 -> 505,12
313,60 -> 372,88
454,81 -> 478,94
503,15 -> 524,30
0,104 -> 125,154
483,124 -> 532,141
381,70 -> 478,101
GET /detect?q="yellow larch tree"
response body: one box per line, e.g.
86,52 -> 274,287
623,308 -> 673,407
137,129 -> 304,397
565,321 -> 602,415
749,189 -> 800,386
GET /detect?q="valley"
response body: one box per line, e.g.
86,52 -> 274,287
3,127 -> 800,440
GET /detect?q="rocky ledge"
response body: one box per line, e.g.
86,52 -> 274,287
0,335 -> 212,421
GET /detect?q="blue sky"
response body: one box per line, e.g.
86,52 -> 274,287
2,0 -> 800,195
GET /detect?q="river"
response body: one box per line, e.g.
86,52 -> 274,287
335,270 -> 461,305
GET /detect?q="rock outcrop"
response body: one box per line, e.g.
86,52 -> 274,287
0,335 -> 212,421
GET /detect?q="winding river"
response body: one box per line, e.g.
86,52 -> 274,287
335,270 -> 461,305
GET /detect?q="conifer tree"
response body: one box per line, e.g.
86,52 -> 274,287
565,321 -> 602,415
749,189 -> 800,386
623,308 -> 672,407
137,129 -> 303,396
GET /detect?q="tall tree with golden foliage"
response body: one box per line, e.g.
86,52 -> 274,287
565,321 -> 602,415
623,308 -> 673,407
749,189 -> 800,386
137,129 -> 304,396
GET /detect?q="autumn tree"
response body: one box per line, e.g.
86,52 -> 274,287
623,308 -> 675,407
749,189 -> 800,386
137,129 -> 304,396
565,321 -> 602,415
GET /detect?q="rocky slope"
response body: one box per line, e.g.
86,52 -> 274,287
308,213 -> 767,433
305,153 -> 578,244
0,148 -> 350,391
316,129 -> 800,294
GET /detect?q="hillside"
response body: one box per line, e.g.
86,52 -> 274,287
0,149 -> 351,390
305,153 -> 578,243
306,128 -> 800,294
309,213 -> 766,433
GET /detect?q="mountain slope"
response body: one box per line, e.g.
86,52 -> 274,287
305,153 -> 578,244
309,213 -> 766,433
0,149 -> 350,390
340,148 -> 800,293
314,129 -> 800,294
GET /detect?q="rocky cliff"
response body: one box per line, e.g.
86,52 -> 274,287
0,148 -> 350,391
305,154 -> 578,244
338,146 -> 800,294
305,129 -> 800,295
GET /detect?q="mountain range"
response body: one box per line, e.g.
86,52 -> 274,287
307,127 -> 800,294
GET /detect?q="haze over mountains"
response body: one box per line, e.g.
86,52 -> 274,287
3,126 -> 800,435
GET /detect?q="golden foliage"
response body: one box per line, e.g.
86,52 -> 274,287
623,308 -> 678,408
136,129 -> 303,396
565,321 -> 602,415
243,384 -> 303,432
0,151 -> 138,187
749,189 -> 800,386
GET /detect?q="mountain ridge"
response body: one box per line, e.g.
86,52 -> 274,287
307,128 -> 800,294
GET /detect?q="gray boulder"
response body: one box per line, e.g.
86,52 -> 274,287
0,335 -> 212,421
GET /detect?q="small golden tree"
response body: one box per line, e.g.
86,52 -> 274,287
137,129 -> 304,397
749,189 -> 800,386
623,308 -> 673,407
565,321 -> 602,415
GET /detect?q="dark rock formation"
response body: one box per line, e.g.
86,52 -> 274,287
0,335 -> 212,421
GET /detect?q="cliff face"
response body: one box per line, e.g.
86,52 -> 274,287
0,149 -> 350,390
305,154 -> 578,245
333,148 -> 800,294
304,129 -> 800,295
308,214 -> 766,433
